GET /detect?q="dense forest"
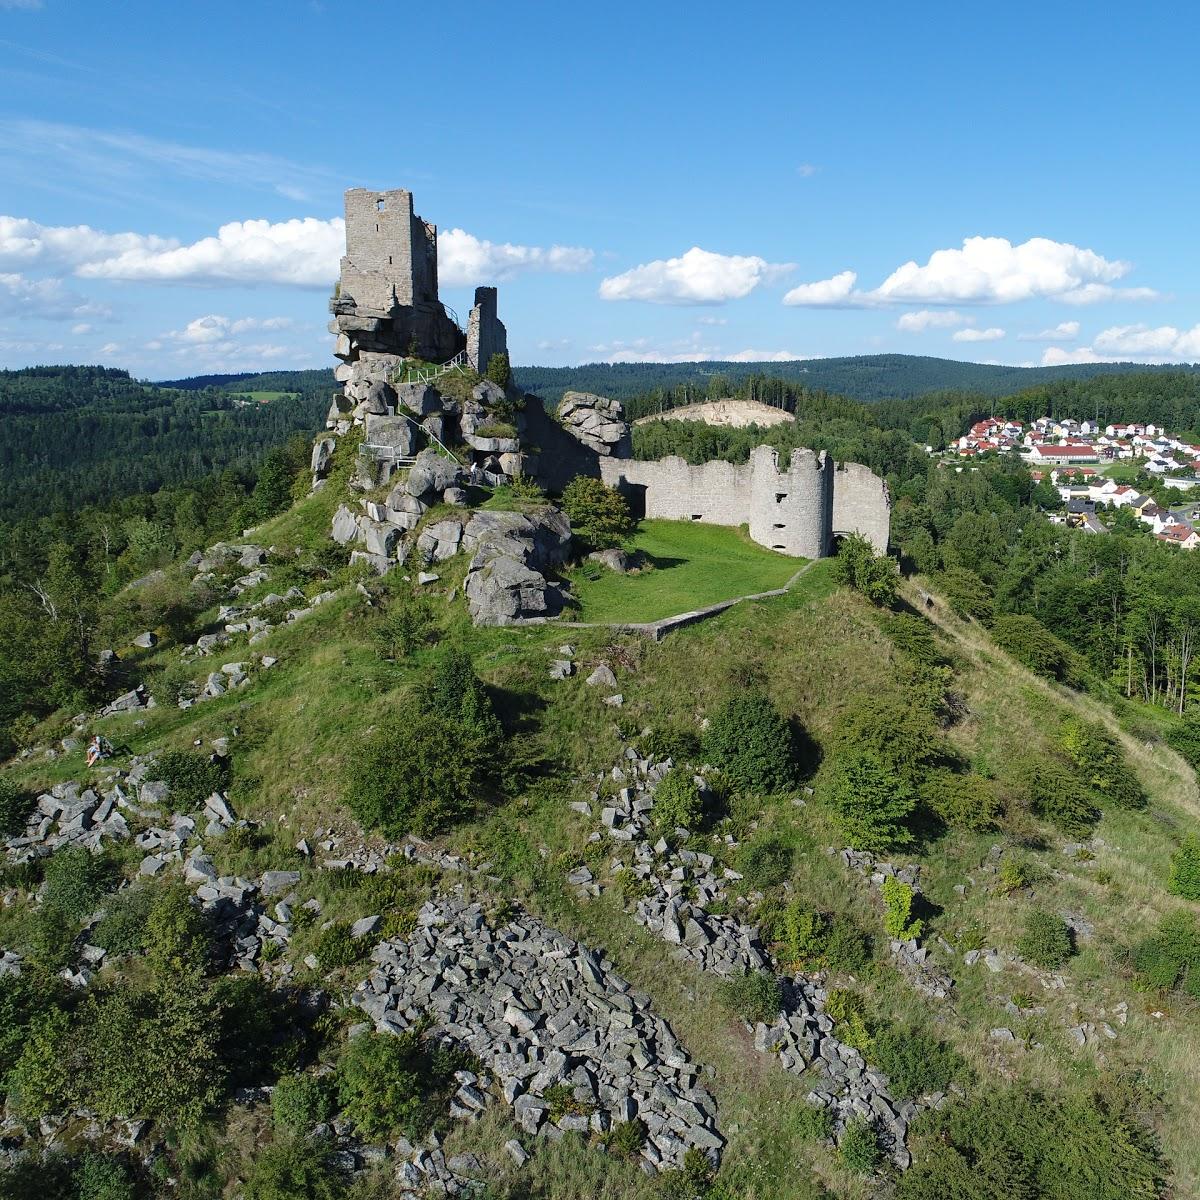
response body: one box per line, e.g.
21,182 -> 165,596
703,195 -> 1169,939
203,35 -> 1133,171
516,354 -> 1200,405
0,367 -> 330,524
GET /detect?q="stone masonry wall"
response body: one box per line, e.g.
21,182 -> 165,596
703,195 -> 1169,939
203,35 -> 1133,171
601,446 -> 831,559
832,461 -> 890,553
466,286 -> 508,373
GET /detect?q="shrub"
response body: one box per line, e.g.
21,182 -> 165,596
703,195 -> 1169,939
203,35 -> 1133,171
345,713 -> 485,838
823,915 -> 874,974
652,768 -> 704,833
606,1118 -> 647,1158
1058,718 -> 1145,810
778,900 -> 826,967
311,922 -> 369,971
272,1073 -> 336,1134
544,1081 -> 596,1121
1168,834 -> 1200,901
0,777 -> 28,836
144,884 -> 211,975
642,726 -> 702,763
992,614 -> 1083,686
882,613 -> 945,667
8,1008 -> 73,1117
895,1083 -> 1165,1200
717,970 -> 782,1024
42,846 -> 118,923
1017,909 -> 1073,969
920,769 -> 1003,832
1166,712 -> 1200,769
92,884 -> 157,957
882,877 -> 923,941
485,351 -> 512,389
870,1025 -> 967,1099
736,837 -> 793,889
242,1138 -> 343,1200
372,594 -> 435,660
826,750 -> 916,853
150,750 -> 228,809
561,475 -> 634,551
838,1117 -> 881,1173
1132,911 -> 1200,992
417,647 -> 503,747
74,1154 -> 138,1200
704,690 -> 798,793
336,1030 -> 465,1141
996,857 -> 1028,895
1018,753 -> 1100,836
938,567 -> 995,623
835,534 -> 897,607
825,988 -> 872,1050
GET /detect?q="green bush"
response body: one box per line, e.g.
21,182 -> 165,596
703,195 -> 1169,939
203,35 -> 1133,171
92,884 -> 157,958
736,837 -> 793,889
1132,911 -> 1200,992
1017,909 -> 1073,969
0,777 -> 28,836
882,613 -> 945,667
717,970 -> 782,1024
1166,712 -> 1200,769
606,1118 -> 647,1158
778,900 -> 826,967
1018,753 -> 1100,836
242,1138 -> 343,1200
1058,718 -> 1145,810
311,922 -> 369,971
938,567 -> 995,623
42,846 -> 119,923
272,1073 -> 336,1134
74,1154 -> 138,1200
896,1083 -> 1165,1200
561,475 -> 635,551
825,988 -> 872,1051
485,351 -> 512,389
150,750 -> 229,809
345,713 -> 485,838
7,1008 -> 73,1117
882,877 -> 923,941
417,648 -> 502,746
372,593 -> 435,660
838,1117 -> 881,1173
704,690 -> 799,793
835,534 -> 896,607
996,857 -> 1028,894
1168,834 -> 1200,901
642,726 -> 702,763
920,769 -> 1003,832
992,614 -> 1083,686
870,1025 -> 967,1099
214,975 -> 306,1089
143,883 -> 211,975
544,1081 -> 596,1121
652,768 -> 704,833
823,915 -> 874,974
335,1030 -> 465,1141
825,749 -> 917,853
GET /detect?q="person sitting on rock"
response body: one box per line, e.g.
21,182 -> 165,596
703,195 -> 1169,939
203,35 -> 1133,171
86,734 -> 103,767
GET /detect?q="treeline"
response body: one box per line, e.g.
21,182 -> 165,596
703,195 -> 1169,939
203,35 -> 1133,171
517,354 -> 1197,406
158,368 -> 333,393
0,367 -> 329,523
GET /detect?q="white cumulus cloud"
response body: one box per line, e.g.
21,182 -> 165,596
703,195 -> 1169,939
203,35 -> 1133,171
782,270 -> 859,307
724,348 -> 802,362
1019,321 -> 1080,341
164,314 -> 295,344
782,237 -> 1158,308
0,216 -> 175,270
0,272 -> 110,320
438,229 -> 593,287
952,327 -> 1005,342
600,247 -> 794,306
896,309 -> 971,332
1092,323 -> 1200,358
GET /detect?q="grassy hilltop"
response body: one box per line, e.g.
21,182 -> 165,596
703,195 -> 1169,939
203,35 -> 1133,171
4,367 -> 1200,1198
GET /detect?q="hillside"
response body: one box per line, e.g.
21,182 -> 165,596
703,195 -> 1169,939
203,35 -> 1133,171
0,366 -> 328,526
2,401 -> 1199,1199
515,354 -> 1200,405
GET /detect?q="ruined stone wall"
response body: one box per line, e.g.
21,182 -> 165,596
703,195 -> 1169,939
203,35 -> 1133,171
341,188 -> 440,312
466,286 -> 507,373
832,461 -> 891,553
601,446 -> 832,559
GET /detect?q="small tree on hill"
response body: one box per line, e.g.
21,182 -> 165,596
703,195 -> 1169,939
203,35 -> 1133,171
704,690 -> 798,793
1168,834 -> 1200,901
825,748 -> 916,852
561,475 -> 634,551
485,352 -> 512,389
835,534 -> 897,607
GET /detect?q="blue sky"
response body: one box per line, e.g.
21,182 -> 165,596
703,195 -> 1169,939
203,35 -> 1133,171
1,0 -> 1198,377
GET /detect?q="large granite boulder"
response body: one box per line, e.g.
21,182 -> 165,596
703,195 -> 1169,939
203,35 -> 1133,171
557,392 -> 631,456
461,507 -> 572,626
405,449 -> 466,500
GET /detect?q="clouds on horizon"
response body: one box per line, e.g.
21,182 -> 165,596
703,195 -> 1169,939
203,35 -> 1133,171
784,236 -> 1160,309
1042,323 -> 1200,366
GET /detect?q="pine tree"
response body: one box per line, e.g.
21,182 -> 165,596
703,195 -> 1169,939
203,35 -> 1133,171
826,748 -> 916,852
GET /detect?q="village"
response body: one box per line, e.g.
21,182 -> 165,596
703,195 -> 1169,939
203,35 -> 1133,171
949,415 -> 1200,549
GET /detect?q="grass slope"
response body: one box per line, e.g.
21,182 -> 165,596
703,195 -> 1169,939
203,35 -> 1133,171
565,520 -> 802,623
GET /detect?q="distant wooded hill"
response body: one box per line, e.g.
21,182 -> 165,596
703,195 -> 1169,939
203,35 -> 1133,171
514,355 -> 1200,405
0,366 -> 329,523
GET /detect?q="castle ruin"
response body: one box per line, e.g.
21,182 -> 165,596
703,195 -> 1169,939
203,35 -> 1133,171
330,188 -> 507,372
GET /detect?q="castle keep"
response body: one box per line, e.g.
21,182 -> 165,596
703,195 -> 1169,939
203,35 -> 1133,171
330,188 -> 507,371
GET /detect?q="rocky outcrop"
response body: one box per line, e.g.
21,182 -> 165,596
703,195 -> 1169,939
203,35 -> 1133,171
557,392 -> 631,457
353,894 -> 722,1173
461,508 -> 572,626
